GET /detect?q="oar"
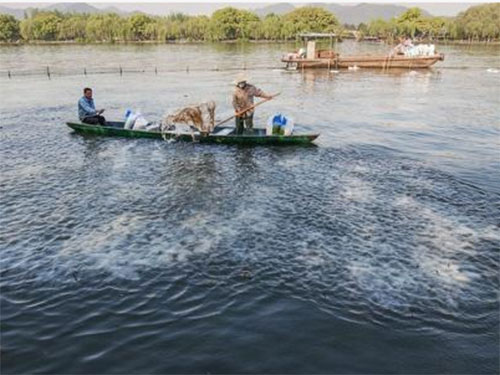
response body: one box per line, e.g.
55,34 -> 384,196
214,92 -> 281,128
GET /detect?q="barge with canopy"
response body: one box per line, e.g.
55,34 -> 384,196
282,33 -> 444,70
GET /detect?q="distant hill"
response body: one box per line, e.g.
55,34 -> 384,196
101,6 -> 129,16
253,3 -> 295,18
0,5 -> 25,19
253,3 -> 433,25
325,3 -> 431,25
44,2 -> 100,14
1,2 -> 433,24
0,2 -> 129,19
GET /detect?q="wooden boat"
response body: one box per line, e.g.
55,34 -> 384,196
65,121 -> 319,145
282,51 -> 444,70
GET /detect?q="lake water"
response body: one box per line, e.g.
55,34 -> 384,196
1,41 -> 499,374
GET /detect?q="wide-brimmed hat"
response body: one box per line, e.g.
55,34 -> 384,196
233,73 -> 250,85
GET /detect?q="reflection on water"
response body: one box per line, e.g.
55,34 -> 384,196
0,41 -> 499,374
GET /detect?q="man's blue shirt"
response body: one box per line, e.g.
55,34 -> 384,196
78,96 -> 96,120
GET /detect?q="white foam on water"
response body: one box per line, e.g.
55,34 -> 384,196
296,250 -> 327,267
58,210 -> 237,279
2,164 -> 48,180
60,213 -> 144,278
294,232 -> 329,267
107,143 -> 140,171
276,157 -> 304,169
480,225 -> 500,241
341,191 -> 499,311
394,196 -> 491,285
486,68 -> 499,73
346,259 -> 412,309
339,176 -> 374,203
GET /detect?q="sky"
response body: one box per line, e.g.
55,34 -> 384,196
0,1 -> 482,16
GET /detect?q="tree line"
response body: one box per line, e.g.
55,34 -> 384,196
0,4 -> 499,43
0,7 -> 340,43
359,4 -> 500,43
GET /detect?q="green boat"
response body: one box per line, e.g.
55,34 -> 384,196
65,121 -> 319,146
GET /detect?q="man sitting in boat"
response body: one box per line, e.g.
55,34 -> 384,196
78,87 -> 106,126
232,74 -> 272,135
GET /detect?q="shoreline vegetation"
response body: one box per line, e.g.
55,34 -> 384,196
0,4 -> 499,45
1,39 -> 500,47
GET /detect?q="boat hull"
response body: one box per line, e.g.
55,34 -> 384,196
282,54 -> 444,69
66,122 -> 319,146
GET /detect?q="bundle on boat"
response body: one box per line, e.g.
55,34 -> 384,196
119,101 -> 217,137
123,110 -> 159,131
391,43 -> 436,57
162,101 -> 216,134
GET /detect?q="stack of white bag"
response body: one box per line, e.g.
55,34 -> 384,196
404,44 -> 435,57
124,110 -> 160,131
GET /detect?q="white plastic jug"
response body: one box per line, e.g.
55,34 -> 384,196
283,116 -> 295,136
124,112 -> 138,129
266,116 -> 274,136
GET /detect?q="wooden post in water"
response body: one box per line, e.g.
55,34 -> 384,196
119,66 -> 123,76
186,66 -> 189,73
8,70 -> 11,79
46,66 -> 51,80
84,68 -> 87,76
155,67 -> 157,75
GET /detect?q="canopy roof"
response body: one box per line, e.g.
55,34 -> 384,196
298,33 -> 337,39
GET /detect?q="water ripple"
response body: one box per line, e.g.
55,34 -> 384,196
1,42 -> 499,374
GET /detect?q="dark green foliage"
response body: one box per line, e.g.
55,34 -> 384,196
209,7 -> 260,40
1,4 -> 498,43
365,4 -> 500,41
0,14 -> 20,42
20,11 -> 62,41
282,6 -> 340,39
455,3 -> 500,40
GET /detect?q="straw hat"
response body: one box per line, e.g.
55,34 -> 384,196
233,72 -> 250,85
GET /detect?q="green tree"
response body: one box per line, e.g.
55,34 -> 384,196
394,7 -> 426,37
126,14 -> 155,41
20,11 -> 62,41
209,7 -> 260,40
85,13 -> 121,42
456,3 -> 500,41
282,6 -> 339,39
421,17 -> 448,39
367,18 -> 394,39
261,13 -> 283,40
182,16 -> 210,41
12,3 -> 499,43
0,14 -> 20,42
58,14 -> 87,41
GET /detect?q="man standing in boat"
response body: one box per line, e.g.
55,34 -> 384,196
232,74 -> 272,135
78,87 -> 106,125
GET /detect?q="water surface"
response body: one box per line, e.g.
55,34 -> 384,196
1,41 -> 499,374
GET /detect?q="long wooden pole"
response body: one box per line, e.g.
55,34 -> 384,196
214,92 -> 281,128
